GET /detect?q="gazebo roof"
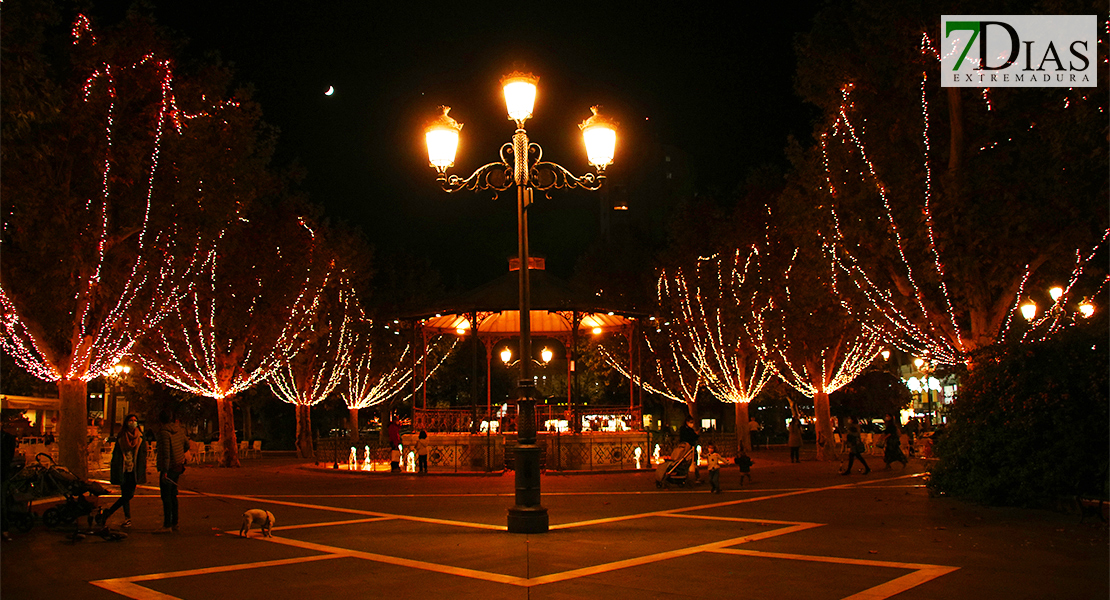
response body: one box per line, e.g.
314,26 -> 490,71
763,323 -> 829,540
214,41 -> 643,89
405,263 -> 646,337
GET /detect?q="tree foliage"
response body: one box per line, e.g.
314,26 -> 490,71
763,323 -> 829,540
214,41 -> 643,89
829,370 -> 913,419
794,0 -> 1109,365
928,314 -> 1109,506
0,4 -> 276,476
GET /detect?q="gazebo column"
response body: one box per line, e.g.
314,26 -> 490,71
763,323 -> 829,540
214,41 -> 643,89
421,328 -> 428,411
470,311 -> 479,429
625,326 -> 635,412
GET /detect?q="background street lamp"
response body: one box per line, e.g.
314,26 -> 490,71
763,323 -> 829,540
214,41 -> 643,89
424,71 -> 616,534
105,363 -> 132,439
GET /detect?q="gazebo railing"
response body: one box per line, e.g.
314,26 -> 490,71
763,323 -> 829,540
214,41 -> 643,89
413,405 -> 642,434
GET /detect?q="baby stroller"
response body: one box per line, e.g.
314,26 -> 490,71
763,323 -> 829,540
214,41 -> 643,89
655,444 -> 696,489
8,453 -> 125,541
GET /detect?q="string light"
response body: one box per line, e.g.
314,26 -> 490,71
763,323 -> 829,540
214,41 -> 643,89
268,282 -> 360,410
1,15 -> 243,384
135,219 -> 330,400
341,335 -> 458,411
657,250 -> 773,405
818,31 -> 1109,366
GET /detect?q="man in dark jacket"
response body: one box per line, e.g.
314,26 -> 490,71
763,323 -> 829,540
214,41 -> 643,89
155,408 -> 188,533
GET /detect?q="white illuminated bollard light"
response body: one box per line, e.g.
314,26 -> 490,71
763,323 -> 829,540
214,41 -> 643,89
348,447 -> 357,470
363,446 -> 373,471
634,447 -> 642,469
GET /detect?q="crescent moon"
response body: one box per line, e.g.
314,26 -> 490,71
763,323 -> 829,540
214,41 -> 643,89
325,86 -> 335,96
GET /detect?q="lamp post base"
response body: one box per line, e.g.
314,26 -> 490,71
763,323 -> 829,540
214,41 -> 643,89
507,443 -> 548,533
507,505 -> 549,534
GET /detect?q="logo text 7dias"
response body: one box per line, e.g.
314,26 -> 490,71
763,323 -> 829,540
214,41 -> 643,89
942,15 -> 1097,87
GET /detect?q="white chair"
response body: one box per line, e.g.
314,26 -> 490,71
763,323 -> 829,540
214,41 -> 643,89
252,440 -> 262,458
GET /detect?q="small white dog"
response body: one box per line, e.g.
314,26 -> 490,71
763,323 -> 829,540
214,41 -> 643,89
239,509 -> 276,538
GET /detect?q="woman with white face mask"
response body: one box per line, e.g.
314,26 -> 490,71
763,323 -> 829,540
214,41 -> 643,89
98,414 -> 147,528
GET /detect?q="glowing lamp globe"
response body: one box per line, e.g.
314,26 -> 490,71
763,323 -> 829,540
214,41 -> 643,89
579,106 -> 617,169
1078,300 -> 1095,318
425,106 -> 463,172
1020,300 -> 1037,321
501,72 -> 538,125
500,348 -> 513,364
1049,286 -> 1064,302
540,347 -> 553,364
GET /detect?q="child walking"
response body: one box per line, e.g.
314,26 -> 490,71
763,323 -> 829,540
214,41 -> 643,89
735,450 -> 753,486
706,444 -> 724,494
416,430 -> 429,474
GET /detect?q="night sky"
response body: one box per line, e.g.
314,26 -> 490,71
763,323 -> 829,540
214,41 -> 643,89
96,1 -> 823,290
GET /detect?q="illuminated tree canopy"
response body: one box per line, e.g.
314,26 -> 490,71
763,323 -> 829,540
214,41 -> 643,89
794,0 -> 1109,366
1,7 -> 272,476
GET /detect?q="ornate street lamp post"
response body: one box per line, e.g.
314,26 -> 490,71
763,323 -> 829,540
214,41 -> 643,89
105,363 -> 131,439
424,71 -> 616,533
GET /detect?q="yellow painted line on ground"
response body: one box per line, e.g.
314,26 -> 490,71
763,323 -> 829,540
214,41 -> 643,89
261,534 -> 527,586
90,554 -> 345,600
209,493 -> 507,531
525,523 -> 821,587
550,478 -> 893,531
841,566 -> 961,600
660,513 -> 811,526
222,516 -> 395,537
708,548 -> 959,600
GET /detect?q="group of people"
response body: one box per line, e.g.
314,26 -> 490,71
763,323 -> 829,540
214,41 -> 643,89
90,408 -> 191,533
387,420 -> 429,474
840,413 -> 909,475
655,418 -> 753,494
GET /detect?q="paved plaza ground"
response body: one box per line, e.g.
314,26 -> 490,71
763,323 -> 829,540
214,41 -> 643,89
2,448 -> 1106,599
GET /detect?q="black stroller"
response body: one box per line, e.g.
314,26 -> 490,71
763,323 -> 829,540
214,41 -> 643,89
655,444 -> 697,489
6,453 -> 125,541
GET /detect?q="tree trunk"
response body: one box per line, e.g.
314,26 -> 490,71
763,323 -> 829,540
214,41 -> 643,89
734,402 -> 751,454
58,379 -> 89,479
814,390 -> 836,461
243,404 -> 252,443
295,403 -> 314,459
349,408 -> 359,443
684,399 -> 698,423
947,86 -> 963,173
216,396 -> 241,467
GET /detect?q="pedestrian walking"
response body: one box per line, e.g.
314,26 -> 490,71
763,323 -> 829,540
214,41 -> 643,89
98,414 -> 146,528
841,417 -> 870,475
882,413 -> 908,469
679,418 -> 700,482
156,408 -> 189,533
416,430 -> 429,474
748,417 -> 761,450
706,444 -> 724,493
735,450 -> 753,485
787,417 -> 802,463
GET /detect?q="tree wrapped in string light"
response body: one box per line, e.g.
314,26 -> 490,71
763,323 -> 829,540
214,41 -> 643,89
796,17 -> 1109,367
268,278 -> 359,460
134,206 -> 331,467
1,13 -> 258,477
658,248 -> 774,453
750,241 -> 883,461
340,327 -> 457,442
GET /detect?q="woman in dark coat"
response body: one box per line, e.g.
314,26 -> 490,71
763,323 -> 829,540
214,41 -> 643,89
841,417 -> 870,475
882,413 -> 908,469
98,414 -> 147,528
